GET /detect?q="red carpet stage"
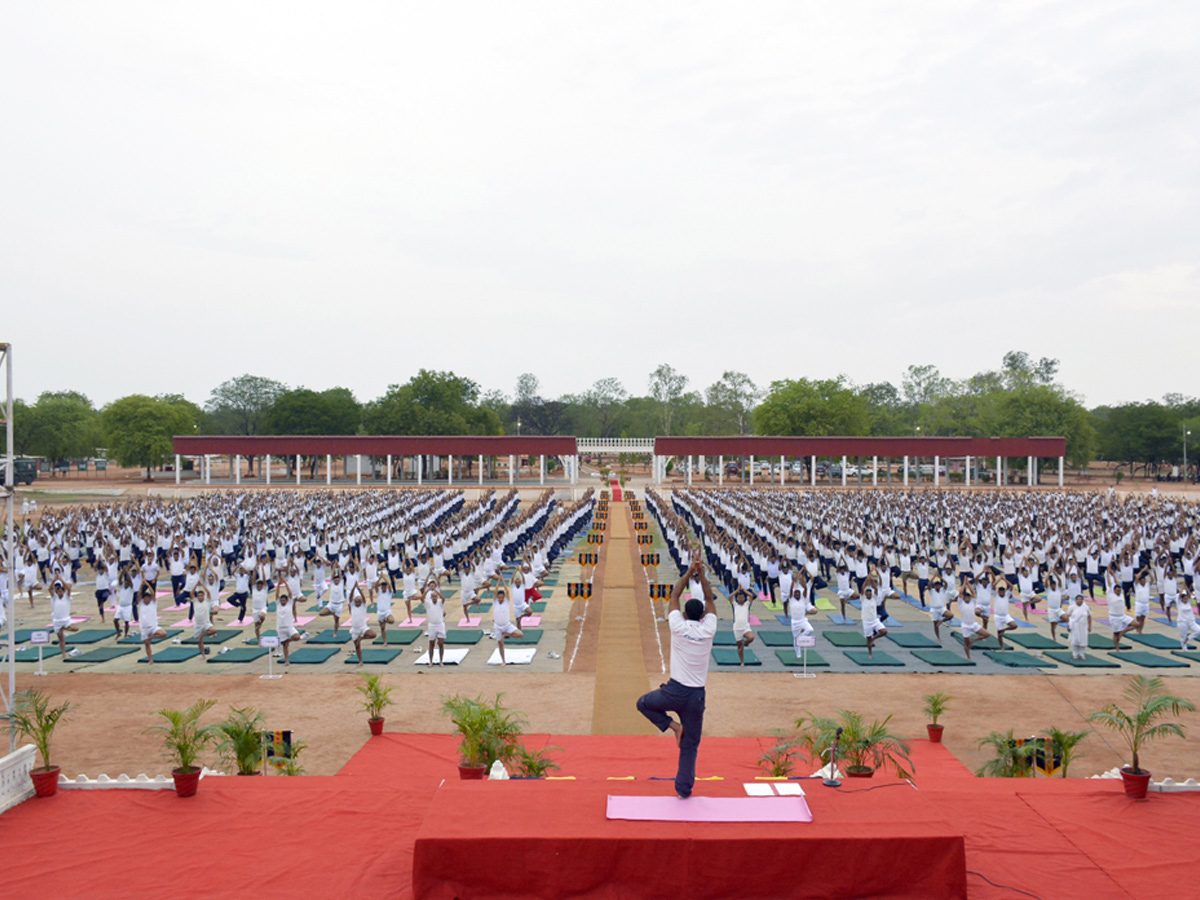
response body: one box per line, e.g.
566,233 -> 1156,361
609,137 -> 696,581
1,734 -> 1197,899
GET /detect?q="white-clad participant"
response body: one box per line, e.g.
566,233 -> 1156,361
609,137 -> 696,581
318,568 -> 346,634
927,575 -> 954,642
374,575 -> 397,645
1105,580 -> 1138,650
49,578 -> 78,660
991,578 -> 1019,650
730,586 -> 756,666
957,584 -> 990,660
138,584 -> 168,663
424,579 -> 447,665
491,582 -> 524,665
1176,590 -> 1200,651
347,583 -> 378,666
250,577 -> 271,644
1067,594 -> 1091,659
273,584 -> 305,665
857,581 -> 891,658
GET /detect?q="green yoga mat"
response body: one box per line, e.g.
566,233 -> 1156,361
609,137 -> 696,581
912,649 -> 975,667
306,630 -> 352,644
1089,634 -> 1131,651
444,629 -> 483,644
824,632 -> 867,648
208,648 -> 269,663
182,629 -> 240,645
72,646 -> 138,663
844,650 -> 904,667
712,647 -> 760,666
758,631 -> 796,647
245,629 -> 276,644
373,628 -> 421,646
13,629 -> 37,643
954,633 -> 1004,651
1172,650 -> 1200,662
1044,651 -> 1120,668
1108,651 -> 1188,669
505,628 -> 542,645
283,647 -> 339,664
775,649 -> 830,667
713,632 -> 737,646
1007,633 -> 1062,650
530,601 -> 548,613
344,647 -> 403,664
886,633 -> 940,649
139,647 -> 200,663
983,650 -> 1058,668
63,630 -> 112,645
1128,633 -> 1193,651
119,629 -> 182,644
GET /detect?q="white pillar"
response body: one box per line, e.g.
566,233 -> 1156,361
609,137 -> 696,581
903,456 -> 909,487
326,454 -> 332,485
872,456 -> 878,487
780,455 -> 786,485
205,455 -> 210,485
996,455 -> 1002,488
1028,456 -> 1033,487
448,455 -> 454,487
699,455 -> 705,481
386,454 -> 392,486
265,455 -> 271,485
539,455 -> 545,486
687,456 -> 693,486
841,455 -> 847,487
811,456 -> 816,487
573,456 -> 578,485
934,455 -> 940,487
478,455 -> 484,485
417,455 -> 423,486
509,455 -> 515,486
235,455 -> 241,485
965,456 -> 971,487
718,456 -> 724,486
296,455 -> 301,486
175,454 -> 181,485
1059,457 -> 1064,487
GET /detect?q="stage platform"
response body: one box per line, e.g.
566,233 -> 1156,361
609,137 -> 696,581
1,733 -> 1197,900
413,779 -> 966,900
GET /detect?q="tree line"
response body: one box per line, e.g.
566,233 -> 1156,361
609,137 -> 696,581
9,352 -> 1198,478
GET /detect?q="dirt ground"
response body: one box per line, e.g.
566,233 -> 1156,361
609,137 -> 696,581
12,668 -> 1200,782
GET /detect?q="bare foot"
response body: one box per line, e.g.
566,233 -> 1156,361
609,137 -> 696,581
667,721 -> 683,746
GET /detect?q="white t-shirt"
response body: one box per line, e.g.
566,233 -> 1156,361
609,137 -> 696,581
668,609 -> 717,688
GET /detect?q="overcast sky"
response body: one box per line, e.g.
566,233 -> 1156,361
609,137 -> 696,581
3,1 -> 1197,411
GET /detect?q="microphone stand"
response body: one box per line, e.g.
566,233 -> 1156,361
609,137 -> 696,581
823,727 -> 843,788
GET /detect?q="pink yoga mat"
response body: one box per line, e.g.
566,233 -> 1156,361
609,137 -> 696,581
606,795 -> 812,823
399,616 -> 426,627
458,616 -> 482,627
294,616 -> 315,626
518,615 -> 542,627
155,589 -> 174,599
171,618 -> 196,628
749,615 -> 762,626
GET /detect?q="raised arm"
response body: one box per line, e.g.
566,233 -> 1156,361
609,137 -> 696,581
668,559 -> 699,615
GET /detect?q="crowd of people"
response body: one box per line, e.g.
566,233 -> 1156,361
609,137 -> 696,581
1,487 -> 595,666
647,488 -> 1200,660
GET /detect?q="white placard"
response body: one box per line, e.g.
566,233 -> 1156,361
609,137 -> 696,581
259,636 -> 280,648
794,635 -> 816,649
30,631 -> 51,645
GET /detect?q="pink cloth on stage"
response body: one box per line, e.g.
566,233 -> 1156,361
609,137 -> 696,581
605,795 -> 812,823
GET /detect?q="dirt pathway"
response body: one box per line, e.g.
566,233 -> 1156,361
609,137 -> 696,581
589,501 -> 655,734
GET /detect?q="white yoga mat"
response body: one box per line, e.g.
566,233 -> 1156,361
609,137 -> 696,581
413,648 -> 470,666
486,647 -> 537,665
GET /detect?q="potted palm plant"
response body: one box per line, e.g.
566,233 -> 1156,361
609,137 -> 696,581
1088,675 -> 1196,798
356,673 -> 394,736
441,693 -> 526,779
6,690 -> 75,798
145,699 -> 219,797
758,731 -> 803,778
923,692 -> 952,743
835,710 -> 914,779
216,706 -> 268,775
511,742 -> 562,778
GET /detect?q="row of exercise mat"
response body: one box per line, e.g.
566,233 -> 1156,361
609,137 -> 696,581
710,626 -> 1199,669
4,626 -> 546,666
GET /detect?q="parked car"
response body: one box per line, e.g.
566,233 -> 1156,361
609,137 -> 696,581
0,458 -> 38,486
789,461 -> 805,476
918,464 -> 948,478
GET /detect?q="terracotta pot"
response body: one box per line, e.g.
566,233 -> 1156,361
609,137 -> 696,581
458,764 -> 487,780
845,766 -> 874,778
927,724 -> 945,743
368,717 -> 384,737
172,767 -> 202,797
30,766 -> 61,798
1120,766 -> 1152,799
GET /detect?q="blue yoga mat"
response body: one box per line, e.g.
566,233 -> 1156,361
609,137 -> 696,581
827,614 -> 854,626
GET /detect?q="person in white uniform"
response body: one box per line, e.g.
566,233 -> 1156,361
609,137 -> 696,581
374,574 -> 397,645
1067,594 -> 1091,660
1176,590 -> 1200,650
138,584 -> 168,663
347,583 -> 378,666
424,578 -> 447,665
490,583 -> 524,665
730,586 -> 755,666
957,584 -> 990,660
250,577 -> 271,645
273,583 -> 305,665
49,578 -> 78,660
636,556 -> 717,799
991,579 -> 1019,651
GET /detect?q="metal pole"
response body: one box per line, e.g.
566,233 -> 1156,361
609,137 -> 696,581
4,344 -> 15,747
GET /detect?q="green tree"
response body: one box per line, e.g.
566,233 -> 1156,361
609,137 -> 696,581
23,391 -> 102,467
992,384 -> 1095,470
268,387 -> 361,435
576,378 -> 628,438
704,371 -> 760,435
362,370 -> 502,436
755,377 -> 869,436
648,364 -> 689,436
859,381 -> 907,436
205,375 -> 286,436
102,394 -> 198,479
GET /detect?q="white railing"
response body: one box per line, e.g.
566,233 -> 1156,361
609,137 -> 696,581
0,744 -> 35,813
577,438 -> 656,454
